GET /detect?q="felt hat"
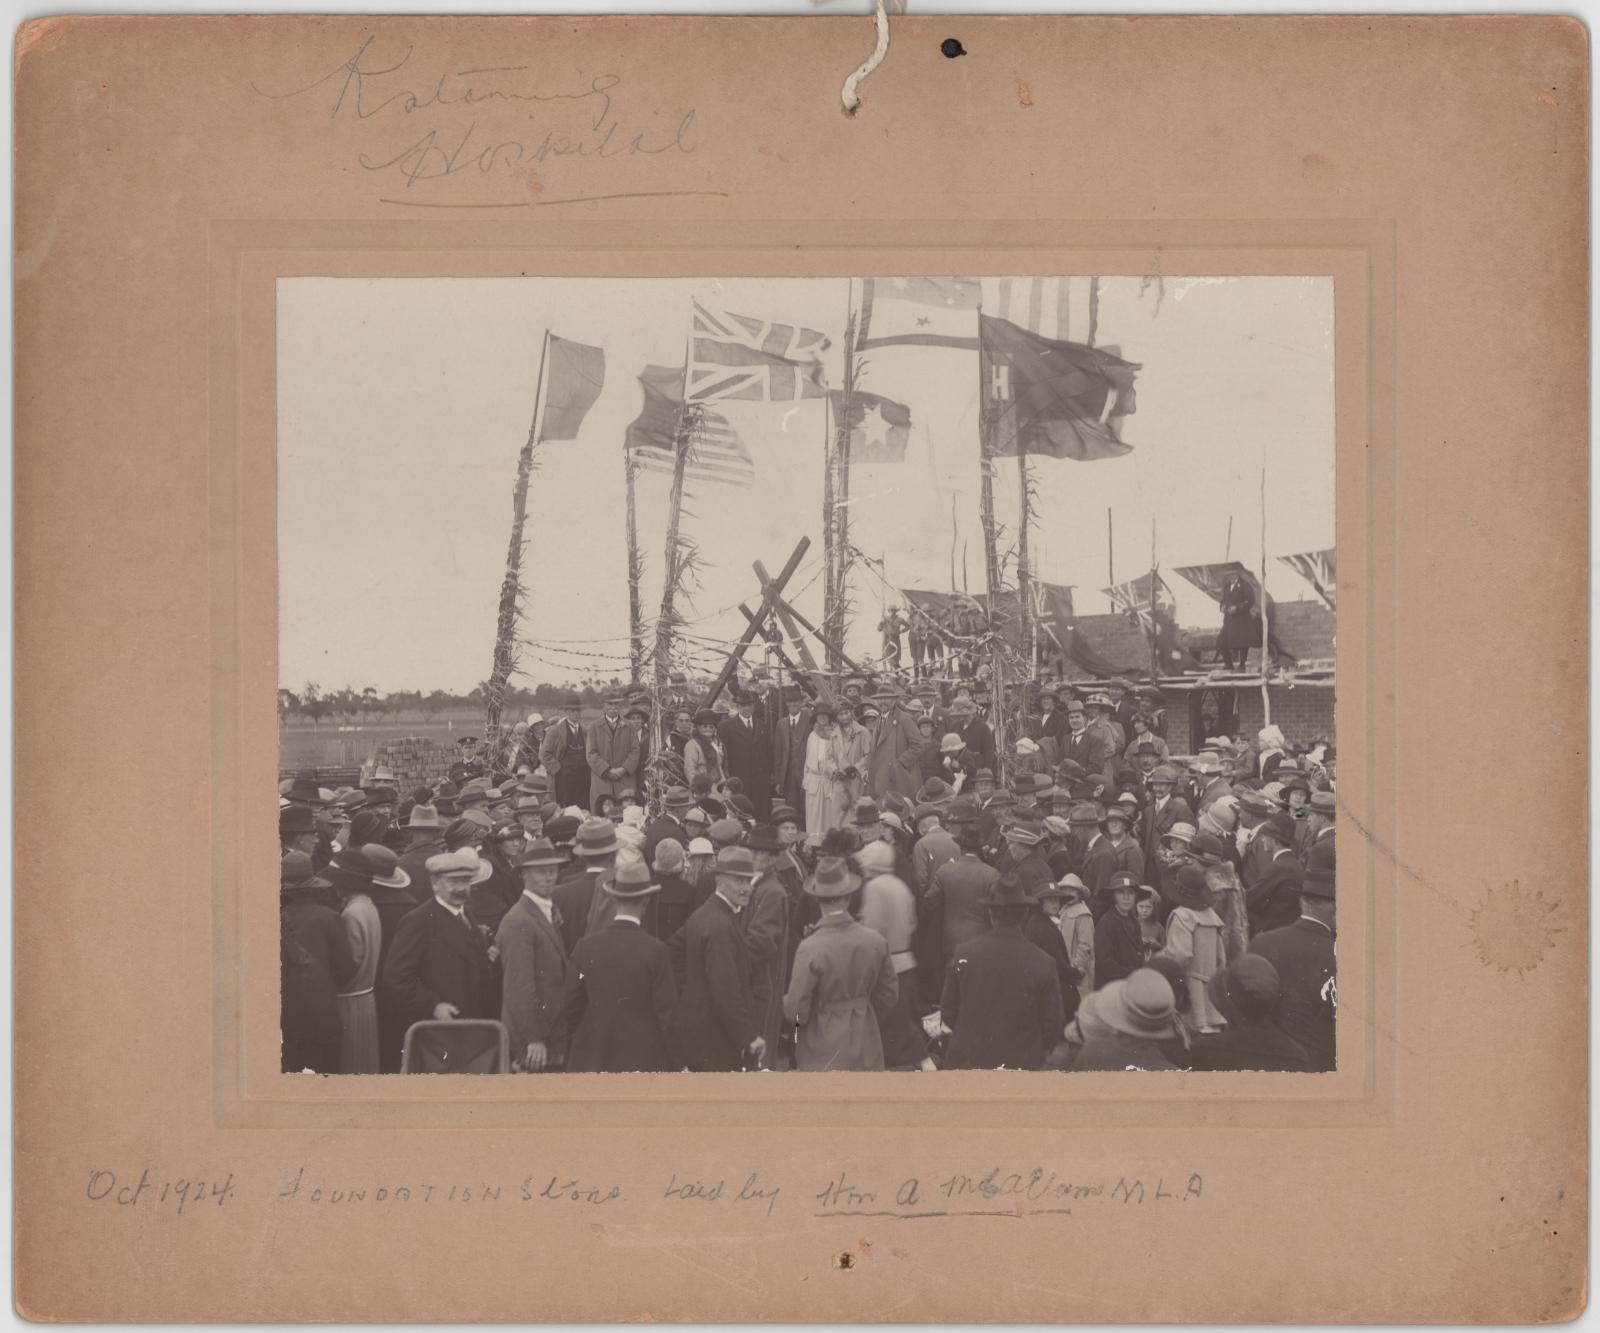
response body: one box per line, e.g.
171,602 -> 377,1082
280,850 -> 332,891
1150,765 -> 1179,785
1160,821 -> 1197,848
681,803 -> 711,827
946,794 -> 983,826
745,823 -> 784,853
460,807 -> 493,832
912,803 -> 943,825
916,715 -> 935,731
1068,801 -> 1102,827
653,838 -> 687,874
1279,772 -> 1312,798
457,779 -> 491,806
979,870 -> 1037,908
624,704 -> 649,721
362,844 -> 412,890
714,845 -> 760,880
424,849 -> 493,884
727,794 -> 757,820
1086,691 -> 1114,709
687,837 -> 714,857
1135,739 -> 1161,756
573,818 -> 621,857
512,796 -> 544,817
1003,820 -> 1046,847
858,703 -> 881,721
405,803 -> 445,830
1310,790 -> 1337,816
1168,863 -> 1213,911
1096,968 -> 1178,1040
1189,754 -> 1225,777
769,803 -> 802,827
543,815 -> 581,846
1206,955 -> 1284,1025
850,798 -> 882,827
1260,811 -> 1297,844
939,732 -> 966,754
334,790 -> 368,814
662,785 -> 695,810
1042,814 -> 1072,841
693,709 -> 721,727
283,775 -> 331,807
916,777 -> 954,806
807,855 -> 861,899
1302,840 -> 1336,898
1106,869 -> 1141,896
1187,831 -> 1229,865
516,837 -> 567,869
279,805 -> 317,836
1099,804 -> 1133,831
1051,872 -> 1089,902
974,767 -> 996,783
604,854 -> 660,899
1116,791 -> 1140,809
708,817 -> 745,847
1064,697 -> 1086,716
1015,737 -> 1040,757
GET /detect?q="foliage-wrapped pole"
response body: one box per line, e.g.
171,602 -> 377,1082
653,402 -> 699,702
830,295 -> 859,672
821,395 -> 837,672
624,446 -> 644,687
1016,450 -> 1034,677
485,329 -> 550,757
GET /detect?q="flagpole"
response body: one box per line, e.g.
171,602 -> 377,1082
1259,453 -> 1272,721
977,290 -> 1002,601
485,327 -> 551,761
831,279 -> 860,673
1106,507 -> 1115,587
1016,450 -> 1034,678
821,387 -> 837,676
624,436 -> 643,689
654,315 -> 698,713
1149,518 -> 1160,682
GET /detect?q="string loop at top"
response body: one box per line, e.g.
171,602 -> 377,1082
840,0 -> 891,117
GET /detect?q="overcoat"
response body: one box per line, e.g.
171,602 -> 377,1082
928,853 -> 999,962
667,893 -> 759,1071
1081,835 -> 1147,901
281,895 -> 357,1074
1249,917 -> 1336,1071
643,812 -> 691,868
1092,908 -> 1145,989
940,924 -> 1064,1070
772,706 -> 813,815
496,893 -> 572,1063
782,914 -> 898,1071
719,711 -> 772,813
743,871 -> 792,1056
379,898 -> 500,1064
1246,850 -> 1306,936
868,705 -> 930,802
1143,794 -> 1196,863
366,881 -> 417,1072
586,716 -> 641,803
396,837 -> 446,905
563,919 -> 677,1072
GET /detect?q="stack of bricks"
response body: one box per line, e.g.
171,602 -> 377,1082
368,738 -> 455,791
1233,685 -> 1336,750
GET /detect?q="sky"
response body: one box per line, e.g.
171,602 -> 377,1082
278,274 -> 1334,695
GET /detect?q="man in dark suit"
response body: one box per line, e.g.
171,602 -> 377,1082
940,873 -> 1064,1070
1142,765 -> 1196,863
771,692 -> 813,823
667,845 -> 764,1071
564,857 -> 678,1072
1245,812 -> 1306,936
643,786 -> 695,867
379,849 -> 501,1069
926,806 -> 1000,966
1062,700 -> 1113,778
719,694 -> 772,819
1249,840 -> 1336,1071
496,838 -> 572,1072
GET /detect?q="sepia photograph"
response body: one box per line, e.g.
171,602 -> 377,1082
277,273 -> 1337,1078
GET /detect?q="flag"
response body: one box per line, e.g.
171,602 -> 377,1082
1105,572 -> 1204,672
538,335 -> 605,441
688,301 -> 830,402
831,389 -> 911,464
1278,548 -> 1337,610
625,365 -> 754,489
858,277 -> 981,350
981,315 -> 1139,461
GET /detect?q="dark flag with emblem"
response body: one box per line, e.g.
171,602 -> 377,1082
830,388 -> 911,464
980,314 -> 1140,461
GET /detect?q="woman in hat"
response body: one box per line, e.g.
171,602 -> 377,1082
683,836 -> 717,907
853,840 -> 934,1070
834,703 -> 871,809
1047,874 -> 1095,1012
280,851 -> 357,1074
1093,871 -> 1146,990
1070,967 -> 1180,1072
331,844 -> 410,1074
1134,885 -> 1166,962
802,703 -> 848,843
683,709 -> 728,796
782,857 -> 899,1072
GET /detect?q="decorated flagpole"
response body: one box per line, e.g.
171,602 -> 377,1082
654,315 -> 700,713
976,290 -> 1002,602
484,327 -> 551,759
830,280 -> 860,673
821,386 -> 837,675
1149,518 -> 1161,681
623,433 -> 644,688
1259,453 -> 1272,721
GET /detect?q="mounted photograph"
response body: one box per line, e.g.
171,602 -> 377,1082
276,273 -> 1337,1078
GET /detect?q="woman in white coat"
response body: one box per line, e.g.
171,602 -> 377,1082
802,703 -> 848,845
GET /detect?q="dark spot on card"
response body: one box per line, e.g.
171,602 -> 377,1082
941,38 -> 966,58
1469,879 -> 1562,975
834,1251 -> 855,1270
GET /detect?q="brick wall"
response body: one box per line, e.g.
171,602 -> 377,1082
1165,684 -> 1335,754
369,738 -> 456,791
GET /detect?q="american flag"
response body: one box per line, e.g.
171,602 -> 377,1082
1278,549 -> 1337,610
625,365 -> 755,489
688,301 -> 830,403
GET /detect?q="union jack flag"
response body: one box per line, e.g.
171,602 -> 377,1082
688,301 -> 831,403
1277,548 -> 1337,610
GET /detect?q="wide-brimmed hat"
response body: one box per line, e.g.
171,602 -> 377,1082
328,846 -> 380,883
282,775 -> 331,806
604,855 -> 660,899
1096,969 -> 1178,1039
745,823 -> 784,853
573,818 -> 621,857
1099,804 -> 1134,831
1302,840 -> 1336,898
1168,863 -> 1213,911
406,803 -> 446,830
1188,831 -> 1229,865
333,790 -> 368,814
457,779 -> 491,807
979,870 -> 1037,908
769,803 -> 801,827
714,845 -> 759,880
361,844 -> 412,889
850,798 -> 882,827
1207,955 -> 1284,1025
1236,790 -> 1276,818
280,850 -> 332,891
1085,691 -> 1114,709
516,837 -> 567,869
915,778 -> 954,806
1049,872 -> 1088,902
939,732 -> 966,754
279,804 -> 317,836
424,848 -> 493,885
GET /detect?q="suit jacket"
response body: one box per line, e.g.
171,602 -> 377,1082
586,717 -> 640,799
496,893 -> 572,1060
1063,728 -> 1113,777
1081,835 -> 1147,900
929,853 -> 999,961
743,872 -> 791,1052
1143,794 -> 1196,862
719,713 -> 771,794
1246,850 -> 1306,935
551,865 -> 597,956
772,709 -> 813,803
1250,917 -> 1336,1071
380,898 -> 500,1057
563,919 -> 678,1072
940,924 -> 1064,1070
540,718 -> 587,778
667,894 -> 758,1071
643,813 -> 690,868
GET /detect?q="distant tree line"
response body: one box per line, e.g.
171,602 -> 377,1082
276,677 -> 633,726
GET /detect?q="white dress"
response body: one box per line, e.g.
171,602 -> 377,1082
803,728 -> 847,842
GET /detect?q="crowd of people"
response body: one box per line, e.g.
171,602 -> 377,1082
280,668 -> 1336,1076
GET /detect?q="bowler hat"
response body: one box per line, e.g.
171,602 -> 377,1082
1206,955 -> 1284,1025
714,845 -> 759,880
516,837 -> 567,869
362,844 -> 412,890
573,818 -> 621,857
745,823 -> 784,853
1096,969 -> 1178,1039
979,871 -> 1037,908
1168,863 -> 1213,911
280,805 -> 316,836
280,850 -> 332,891
806,855 -> 860,899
